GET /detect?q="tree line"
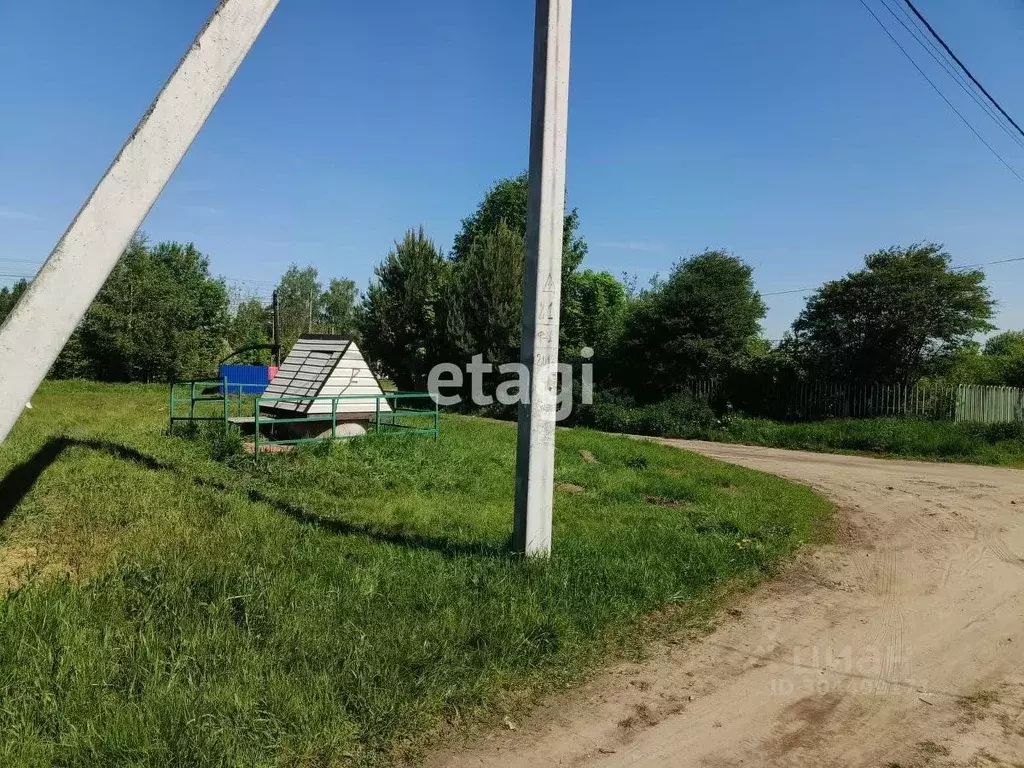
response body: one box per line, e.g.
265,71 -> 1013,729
1,172 -> 1021,398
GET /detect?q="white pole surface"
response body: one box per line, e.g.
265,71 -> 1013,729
0,0 -> 280,445
513,0 -> 573,556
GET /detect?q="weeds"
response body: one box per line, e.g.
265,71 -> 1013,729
708,417 -> 1024,466
580,393 -> 1024,466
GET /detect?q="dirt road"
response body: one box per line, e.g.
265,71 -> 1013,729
432,442 -> 1024,767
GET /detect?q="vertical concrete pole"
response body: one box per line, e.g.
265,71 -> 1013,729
513,0 -> 573,557
0,0 -> 280,445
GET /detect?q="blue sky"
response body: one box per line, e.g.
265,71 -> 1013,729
2,0 -> 1023,338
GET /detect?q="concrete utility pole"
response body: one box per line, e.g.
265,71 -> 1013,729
513,0 -> 574,557
0,0 -> 280,445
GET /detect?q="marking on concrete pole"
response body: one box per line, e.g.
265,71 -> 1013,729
513,0 -> 573,557
0,0 -> 280,445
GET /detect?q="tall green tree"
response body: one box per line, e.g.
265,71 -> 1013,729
790,243 -> 994,382
451,172 -> 588,273
561,269 -> 629,358
228,298 -> 273,365
618,250 -> 765,400
79,236 -> 229,381
443,172 -> 596,369
275,266 -> 324,354
358,227 -> 450,390
321,277 -> 359,339
444,221 -> 525,366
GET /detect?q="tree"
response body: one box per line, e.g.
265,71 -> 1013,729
275,265 -> 323,354
320,278 -> 359,339
451,172 -> 588,274
442,172 -> 595,371
228,298 -> 273,365
790,243 -> 994,383
79,236 -> 230,381
984,330 -> 1024,358
444,221 -> 525,366
49,329 -> 92,379
561,269 -> 629,358
358,227 -> 450,390
980,330 -> 1024,387
0,279 -> 29,325
618,250 -> 765,400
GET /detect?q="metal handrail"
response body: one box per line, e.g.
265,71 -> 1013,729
253,391 -> 438,452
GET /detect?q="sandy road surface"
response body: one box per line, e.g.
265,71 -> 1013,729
432,442 -> 1024,767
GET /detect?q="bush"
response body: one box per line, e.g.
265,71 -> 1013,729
575,392 -> 717,438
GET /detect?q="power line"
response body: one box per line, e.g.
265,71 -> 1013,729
762,287 -> 816,297
952,255 -> 1024,272
760,255 -> 1024,298
878,0 -> 1024,151
903,0 -> 1024,143
0,261 -> 277,292
856,0 -> 1024,184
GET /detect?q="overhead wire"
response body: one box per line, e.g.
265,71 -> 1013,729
760,255 -> 1024,298
902,0 -> 1024,143
856,0 -> 1024,184
878,0 -> 1024,151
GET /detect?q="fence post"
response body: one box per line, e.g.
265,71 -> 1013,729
254,397 -> 261,454
375,395 -> 380,433
169,381 -> 175,431
331,397 -> 337,440
222,377 -> 229,431
189,380 -> 196,422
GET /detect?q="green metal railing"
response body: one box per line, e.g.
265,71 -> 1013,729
169,381 -> 439,451
169,378 -> 231,430
253,391 -> 439,452
169,378 -> 257,430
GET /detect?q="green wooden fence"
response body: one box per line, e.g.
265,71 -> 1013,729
688,380 -> 1023,423
955,384 -> 1024,423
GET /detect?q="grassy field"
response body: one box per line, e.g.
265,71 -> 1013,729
0,382 -> 830,766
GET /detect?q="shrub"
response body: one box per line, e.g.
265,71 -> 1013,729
575,392 -> 717,438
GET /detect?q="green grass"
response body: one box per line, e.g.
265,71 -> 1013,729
0,381 -> 831,766
577,394 -> 1024,467
692,417 -> 1024,467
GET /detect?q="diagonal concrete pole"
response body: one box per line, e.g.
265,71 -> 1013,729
513,0 -> 573,556
0,0 -> 280,445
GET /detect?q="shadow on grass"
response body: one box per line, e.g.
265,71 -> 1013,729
0,436 -> 509,559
